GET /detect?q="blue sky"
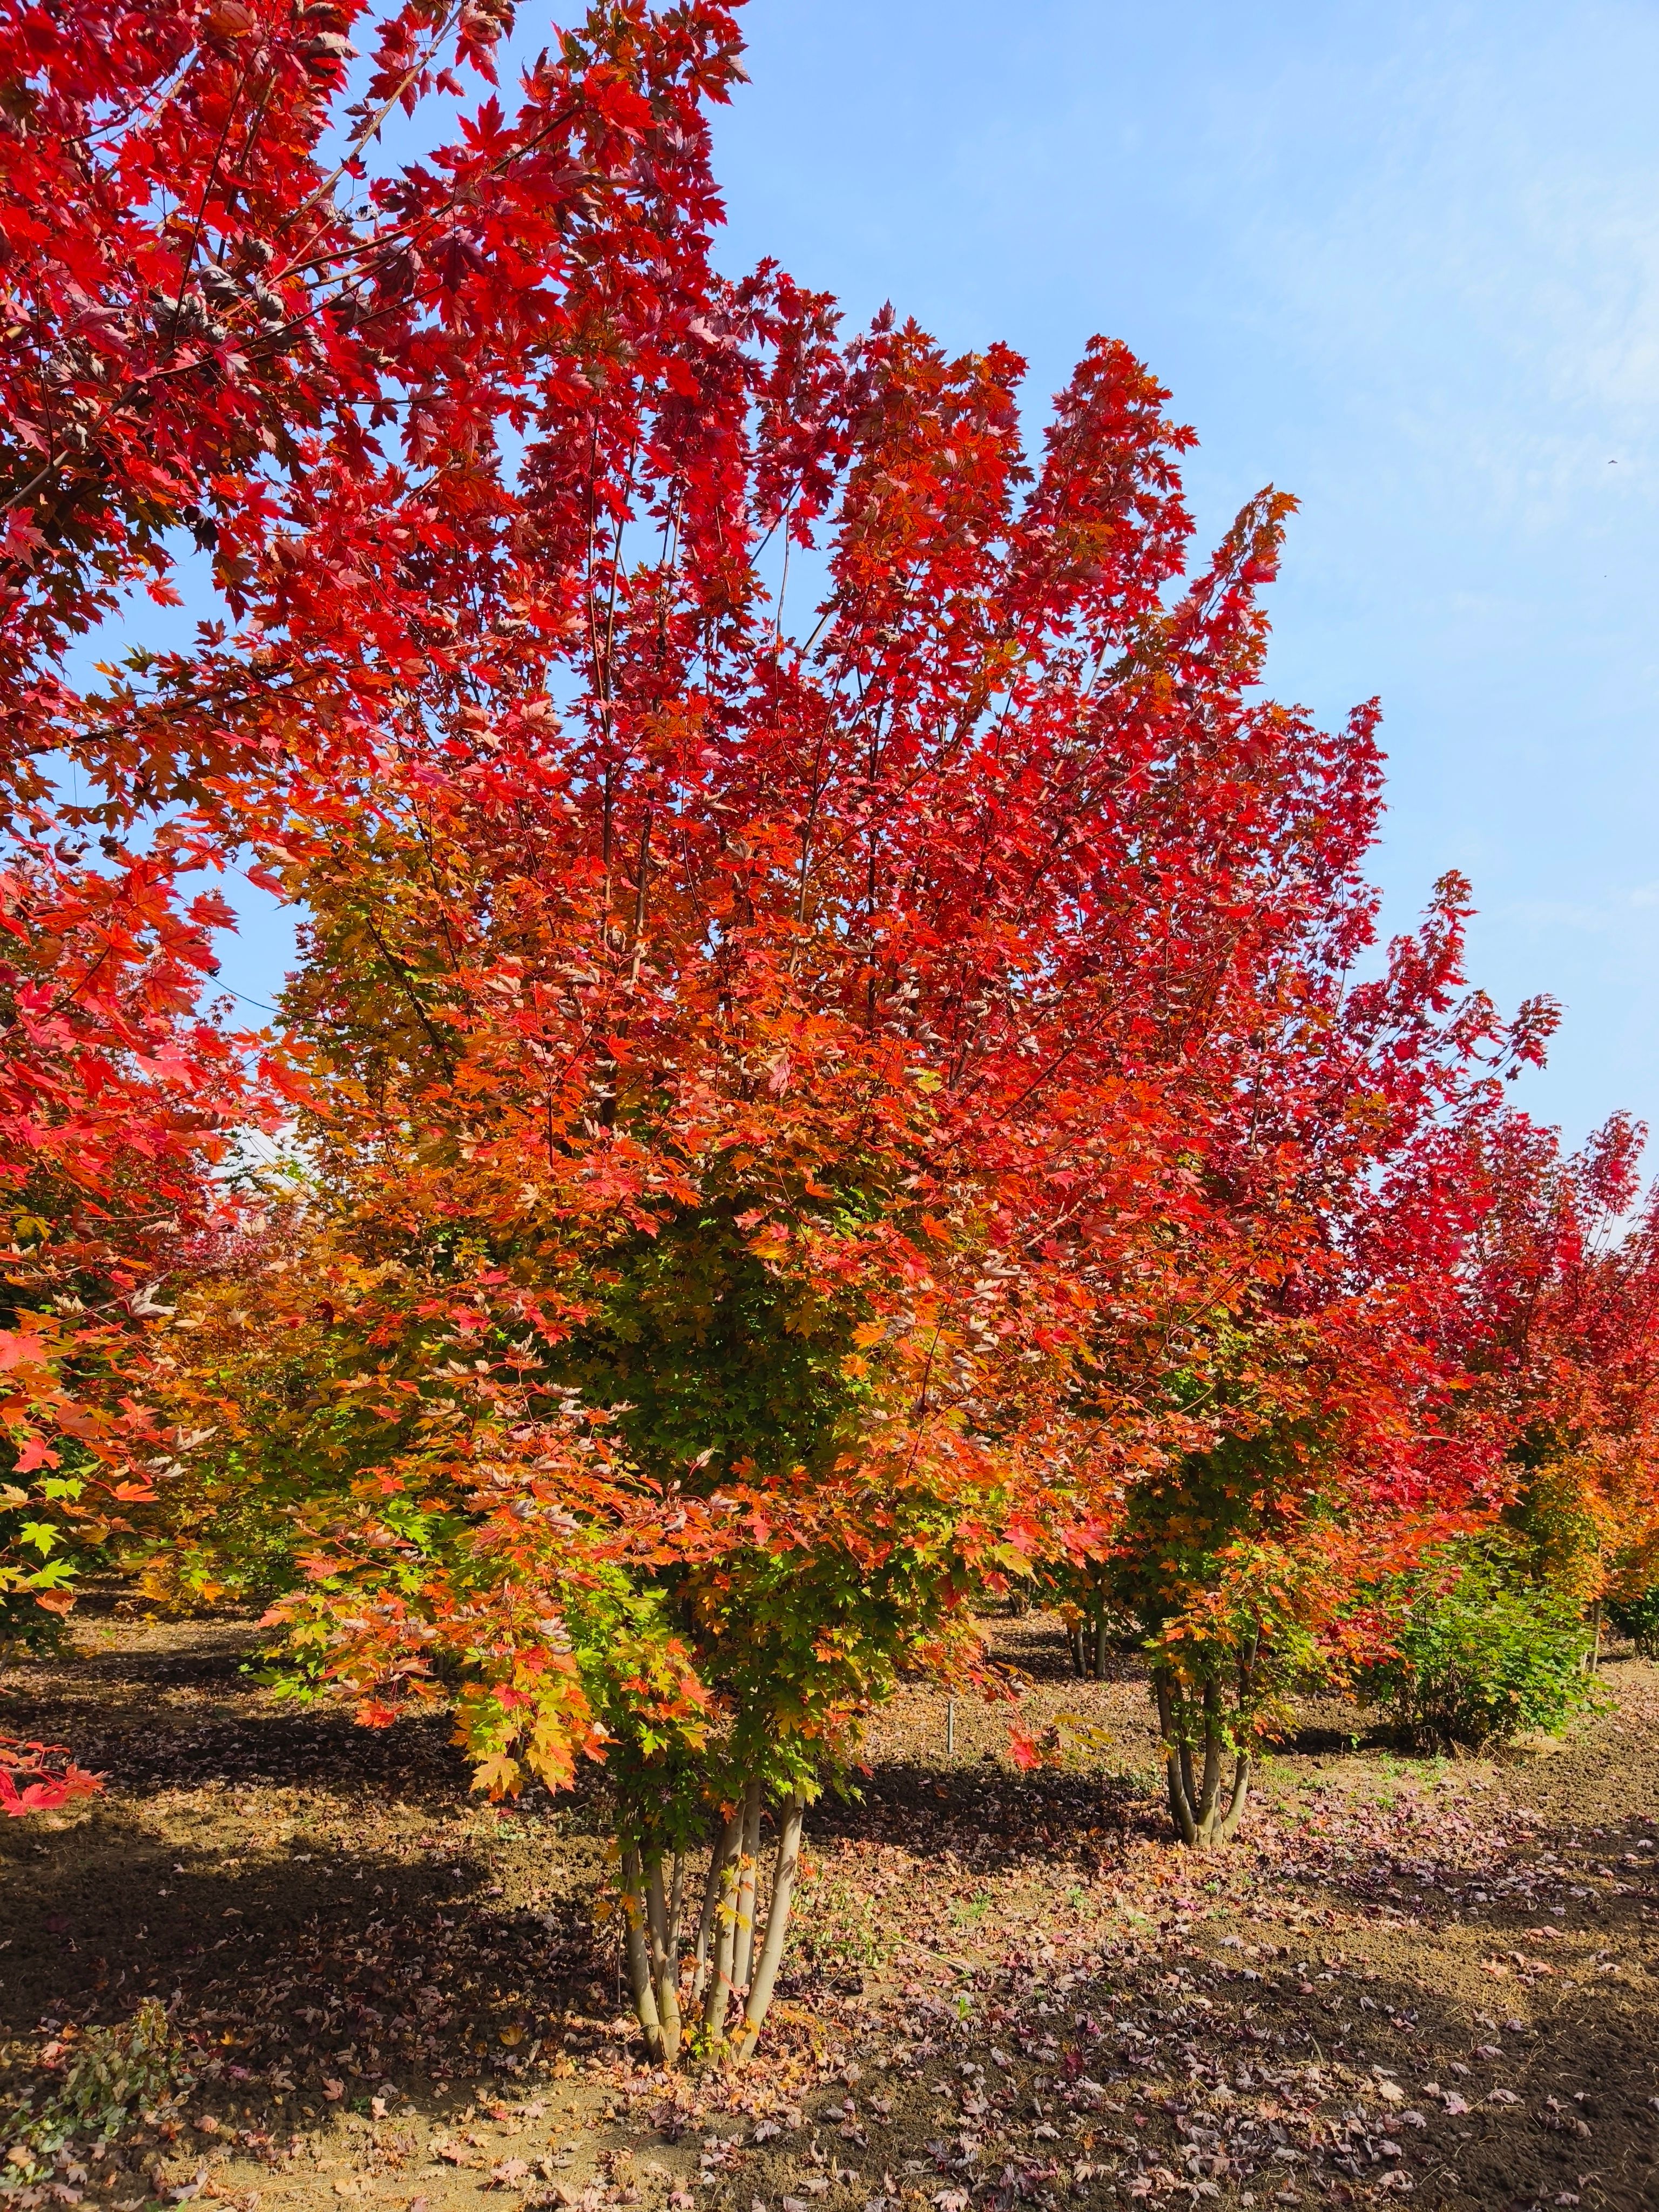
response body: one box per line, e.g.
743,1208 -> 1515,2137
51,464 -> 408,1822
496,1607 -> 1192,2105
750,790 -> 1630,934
707,0 -> 1659,1152
162,0 -> 1658,1150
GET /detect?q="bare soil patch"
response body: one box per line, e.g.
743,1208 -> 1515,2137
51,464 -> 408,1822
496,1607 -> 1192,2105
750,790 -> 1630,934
4,1612 -> 1658,2212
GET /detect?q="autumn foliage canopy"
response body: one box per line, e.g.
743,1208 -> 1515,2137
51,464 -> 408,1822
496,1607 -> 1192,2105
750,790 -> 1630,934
5,0 -> 1657,2055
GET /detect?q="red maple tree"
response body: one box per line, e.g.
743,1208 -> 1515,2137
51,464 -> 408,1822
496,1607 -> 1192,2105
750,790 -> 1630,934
1455,1110 -> 1659,1614
150,287 -> 1556,2064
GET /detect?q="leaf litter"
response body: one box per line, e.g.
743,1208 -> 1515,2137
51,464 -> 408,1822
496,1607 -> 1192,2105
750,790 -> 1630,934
3,1614 -> 1659,2212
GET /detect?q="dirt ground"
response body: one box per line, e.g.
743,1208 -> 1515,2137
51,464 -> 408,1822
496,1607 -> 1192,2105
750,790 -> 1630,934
4,1611 -> 1659,2212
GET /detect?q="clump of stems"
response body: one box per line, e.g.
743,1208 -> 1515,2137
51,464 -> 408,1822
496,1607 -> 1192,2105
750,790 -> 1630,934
619,1782 -> 806,2063
1152,1662 -> 1253,1848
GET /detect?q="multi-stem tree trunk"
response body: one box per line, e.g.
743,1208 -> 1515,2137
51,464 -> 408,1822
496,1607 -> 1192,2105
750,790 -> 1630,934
620,1783 -> 806,2064
1068,1606 -> 1115,1680
1152,1665 -> 1252,1847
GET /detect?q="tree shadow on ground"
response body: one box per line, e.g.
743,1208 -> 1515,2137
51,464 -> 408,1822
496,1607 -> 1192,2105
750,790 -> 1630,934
813,1755 -> 1164,1870
0,1616 -> 631,2159
0,1798 -> 620,2082
0,1616 -> 476,1800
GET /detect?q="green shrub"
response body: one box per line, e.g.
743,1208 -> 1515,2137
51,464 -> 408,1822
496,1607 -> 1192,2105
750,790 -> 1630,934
1360,1548 -> 1601,1748
1607,1584 -> 1659,1658
1,1999 -> 190,2185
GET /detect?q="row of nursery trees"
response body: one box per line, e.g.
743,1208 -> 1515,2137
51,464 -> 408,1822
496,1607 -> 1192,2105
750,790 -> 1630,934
5,0 -> 1659,2055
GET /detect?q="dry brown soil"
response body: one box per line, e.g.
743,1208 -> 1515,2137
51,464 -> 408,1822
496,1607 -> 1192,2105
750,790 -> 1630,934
4,1611 -> 1659,2212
